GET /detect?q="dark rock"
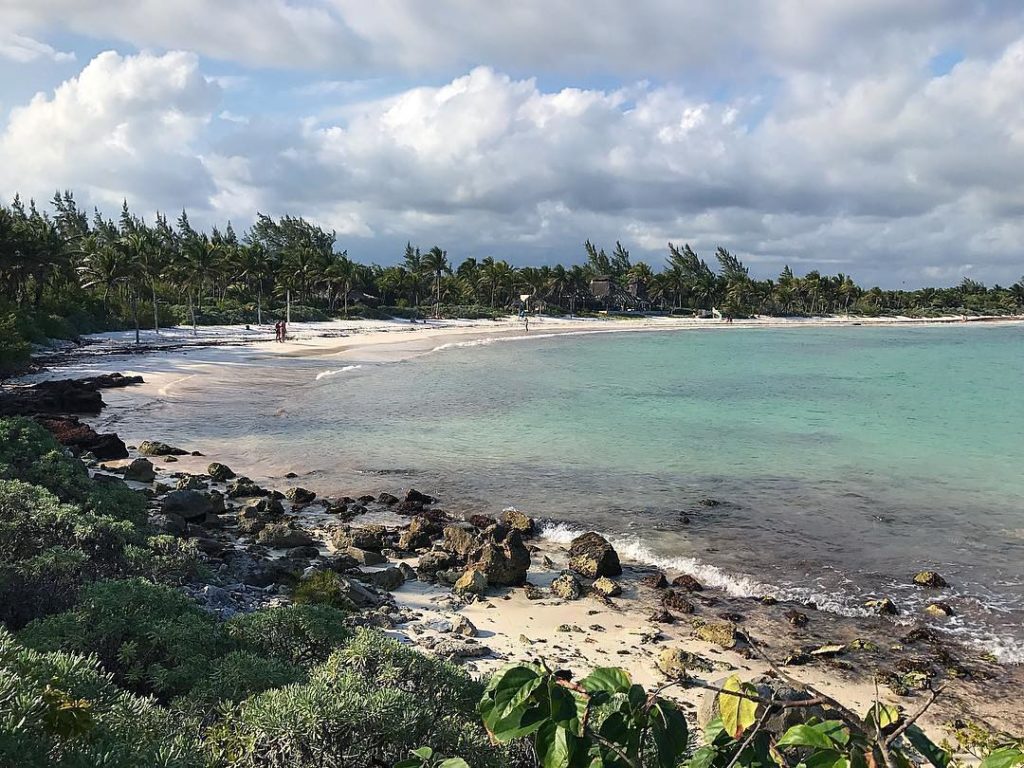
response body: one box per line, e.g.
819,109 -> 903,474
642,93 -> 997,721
193,537 -> 227,556
0,373 -> 141,417
698,498 -> 720,507
325,552 -> 359,572
662,590 -> 695,614
468,529 -> 530,585
405,488 -> 435,505
347,547 -> 387,566
377,492 -> 399,505
138,440 -> 188,457
366,566 -> 405,592
913,571 -> 948,588
671,574 -> 704,592
416,550 -> 455,581
227,477 -> 270,498
398,516 -> 441,551
649,609 -> 676,624
925,602 -> 955,618
124,457 -> 156,483
33,415 -> 128,459
785,609 -> 810,627
468,514 -> 497,529
284,472 -> 298,479
287,545 -> 321,559
176,474 -> 207,491
642,571 -> 669,589
148,511 -> 186,536
207,462 -> 235,482
162,489 -> 214,522
333,524 -> 388,552
550,572 -> 583,600
502,509 -> 535,536
442,525 -> 479,557
567,532 -> 622,578
358,494 -> 376,504
286,487 -> 316,504
256,523 -> 314,549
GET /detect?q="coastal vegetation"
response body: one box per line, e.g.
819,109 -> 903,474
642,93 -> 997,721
2,191 -> 1023,373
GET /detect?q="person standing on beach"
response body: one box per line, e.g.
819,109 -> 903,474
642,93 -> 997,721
274,321 -> 282,342
280,320 -> 286,341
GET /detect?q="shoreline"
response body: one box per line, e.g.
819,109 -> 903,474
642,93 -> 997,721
8,314 -> 1024,738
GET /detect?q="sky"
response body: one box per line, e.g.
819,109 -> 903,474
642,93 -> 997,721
1,2 -> 1023,287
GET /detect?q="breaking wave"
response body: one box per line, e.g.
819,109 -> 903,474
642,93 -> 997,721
315,365 -> 363,380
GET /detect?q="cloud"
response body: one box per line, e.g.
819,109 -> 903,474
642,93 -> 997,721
0,32 -> 75,63
0,50 -> 219,212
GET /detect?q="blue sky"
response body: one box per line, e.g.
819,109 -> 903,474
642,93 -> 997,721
1,2 -> 1023,287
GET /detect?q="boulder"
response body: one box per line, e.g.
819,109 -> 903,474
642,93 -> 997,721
405,488 -> 435,505
227,477 -> 271,498
550,572 -> 583,600
377,492 -> 399,505
34,415 -> 128,459
454,569 -> 488,595
567,532 -> 622,578
502,509 -> 535,537
592,576 -> 622,597
662,590 -> 695,614
148,511 -> 186,537
913,571 -> 948,588
642,571 -> 669,589
468,530 -> 530,586
865,598 -> 899,616
452,615 -> 478,637
138,440 -> 187,457
671,574 -> 703,592
335,576 -> 380,608
367,566 -> 406,592
442,525 -> 479,557
161,489 -> 214,522
416,551 -> 455,581
206,462 -> 235,482
657,648 -> 693,678
257,523 -> 314,549
325,552 -> 360,572
286,487 -> 317,504
398,516 -> 441,551
176,474 -> 207,491
347,547 -> 387,566
925,601 -> 954,618
124,457 -> 156,483
694,621 -> 738,649
468,514 -> 497,529
333,524 -> 388,552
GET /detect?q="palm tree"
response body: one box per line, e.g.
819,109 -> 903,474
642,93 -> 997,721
325,254 -> 357,317
77,235 -> 127,308
422,246 -> 450,318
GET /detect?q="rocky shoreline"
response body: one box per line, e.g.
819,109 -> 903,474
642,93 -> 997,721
4,372 -> 1023,737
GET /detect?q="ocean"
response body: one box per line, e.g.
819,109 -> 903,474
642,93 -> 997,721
91,323 -> 1024,661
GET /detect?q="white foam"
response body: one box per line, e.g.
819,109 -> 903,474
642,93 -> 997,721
538,521 -> 1024,663
315,365 -> 363,380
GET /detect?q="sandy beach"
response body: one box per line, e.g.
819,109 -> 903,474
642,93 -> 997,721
49,313 -> 1024,744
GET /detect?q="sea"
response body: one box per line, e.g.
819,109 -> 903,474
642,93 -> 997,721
85,322 -> 1024,662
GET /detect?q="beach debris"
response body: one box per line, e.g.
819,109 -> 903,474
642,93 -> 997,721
256,523 -> 314,549
847,638 -> 878,652
693,620 -> 739,649
502,508 -> 535,537
671,574 -> 704,592
925,601 -> 955,618
592,576 -> 622,597
785,609 -> 810,627
865,597 -> 899,616
453,569 -> 488,595
441,524 -> 478,556
161,489 -> 214,521
810,643 -> 846,658
642,571 -> 669,589
206,462 -> 235,481
550,572 -> 583,600
662,590 -> 695,614
783,650 -> 813,666
913,570 -> 949,588
285,486 -> 316,504
557,624 -> 583,633
567,531 -> 622,578
163,456 -> 178,462
138,439 -> 188,456
123,457 -> 155,483
467,529 -> 530,585
542,555 -> 556,568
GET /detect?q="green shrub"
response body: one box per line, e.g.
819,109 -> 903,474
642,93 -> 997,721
174,650 -> 303,715
19,579 -> 234,701
291,570 -> 356,610
0,310 -> 30,375
209,629 -> 518,768
0,626 -> 205,768
226,604 -> 350,667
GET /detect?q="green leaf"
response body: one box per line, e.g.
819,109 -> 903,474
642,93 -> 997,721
805,750 -> 849,768
980,748 -> 1024,768
439,760 -> 471,768
412,747 -> 434,760
778,724 -> 839,751
580,667 -> 632,696
491,664 -> 544,720
864,703 -> 900,730
650,701 -> 689,768
688,745 -> 722,768
549,680 -> 581,734
719,675 -> 759,739
536,720 -> 578,768
905,724 -> 950,768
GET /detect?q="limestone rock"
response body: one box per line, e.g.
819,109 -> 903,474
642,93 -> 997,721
550,572 -> 583,600
925,601 -> 954,618
367,566 -> 405,592
176,474 -> 207,491
138,440 -> 187,456
865,598 -> 899,616
694,620 -> 738,649
502,509 -> 535,537
592,576 -> 622,597
671,574 -> 703,592
567,532 -> 622,578
333,524 -> 388,552
206,462 -> 235,482
416,550 -> 455,581
467,530 -> 530,586
452,615 -> 478,637
398,517 -> 441,551
662,590 -> 695,614
257,523 -> 314,549
442,525 -> 479,557
286,486 -> 316,504
454,569 -> 488,595
227,477 -> 271,498
347,547 -> 387,566
642,571 -> 669,589
913,571 -> 948,588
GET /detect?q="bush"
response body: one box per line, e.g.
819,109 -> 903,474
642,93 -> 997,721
0,309 -> 30,375
175,650 -> 303,715
0,626 -> 205,768
291,570 -> 356,610
209,629 -> 519,768
226,604 -> 349,667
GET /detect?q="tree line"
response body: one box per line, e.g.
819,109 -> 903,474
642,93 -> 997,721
1,191 -> 1022,359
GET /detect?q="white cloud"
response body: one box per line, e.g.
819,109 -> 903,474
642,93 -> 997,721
0,32 -> 75,63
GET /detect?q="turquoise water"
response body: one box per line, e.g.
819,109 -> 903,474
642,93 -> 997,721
92,323 -> 1024,660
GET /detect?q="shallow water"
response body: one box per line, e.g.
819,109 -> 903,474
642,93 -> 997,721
89,323 -> 1024,661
